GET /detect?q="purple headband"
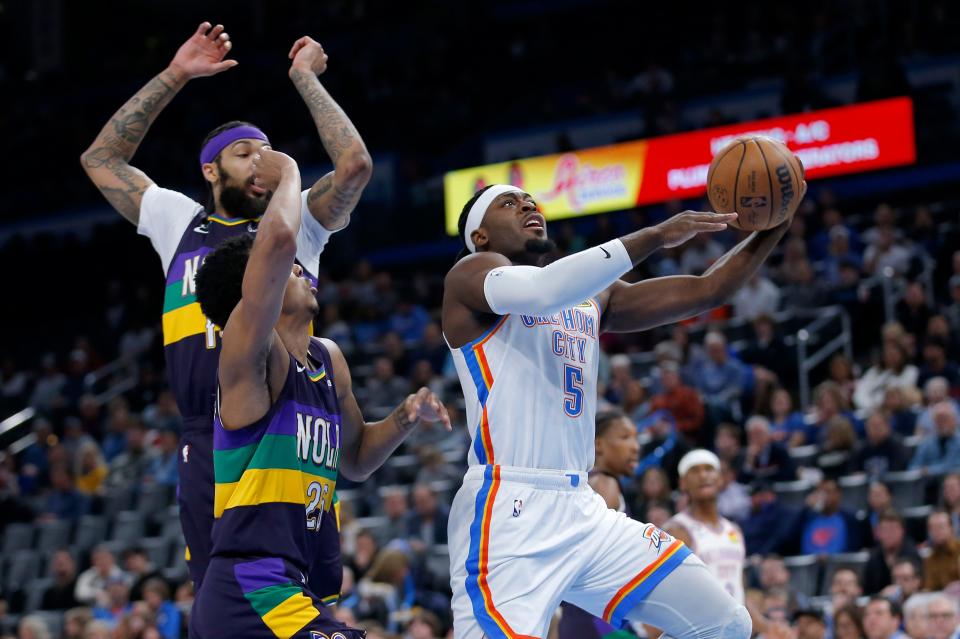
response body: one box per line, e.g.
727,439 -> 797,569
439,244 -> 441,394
199,126 -> 270,166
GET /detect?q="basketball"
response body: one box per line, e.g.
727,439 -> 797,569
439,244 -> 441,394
706,135 -> 805,231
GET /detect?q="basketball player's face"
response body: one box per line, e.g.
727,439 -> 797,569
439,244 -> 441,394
477,191 -> 553,261
682,464 -> 720,501
598,417 -> 639,476
213,139 -> 272,218
281,264 -> 319,320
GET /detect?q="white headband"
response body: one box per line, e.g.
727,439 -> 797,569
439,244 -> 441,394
463,184 -> 528,253
678,449 -> 721,478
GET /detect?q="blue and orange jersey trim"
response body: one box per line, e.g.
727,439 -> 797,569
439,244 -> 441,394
464,465 -> 538,639
602,537 -> 691,627
460,316 -> 508,465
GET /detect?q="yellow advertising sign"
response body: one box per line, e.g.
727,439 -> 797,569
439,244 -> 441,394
443,140 -> 649,235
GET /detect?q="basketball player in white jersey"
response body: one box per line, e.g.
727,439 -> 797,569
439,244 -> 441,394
666,450 -> 746,603
441,181 -> 802,639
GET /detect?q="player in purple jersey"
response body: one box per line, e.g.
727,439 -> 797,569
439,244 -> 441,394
79,22 -> 370,602
191,146 -> 448,639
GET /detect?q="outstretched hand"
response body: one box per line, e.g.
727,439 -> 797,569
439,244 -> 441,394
288,36 -> 328,76
252,148 -> 298,192
170,22 -> 238,79
396,388 -> 452,432
655,211 -> 737,249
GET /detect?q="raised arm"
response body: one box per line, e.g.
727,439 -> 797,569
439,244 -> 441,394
79,22 -> 238,224
216,150 -> 303,427
325,339 -> 450,481
287,37 -> 373,232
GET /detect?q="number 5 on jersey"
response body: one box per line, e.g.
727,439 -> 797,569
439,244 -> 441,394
563,364 -> 583,417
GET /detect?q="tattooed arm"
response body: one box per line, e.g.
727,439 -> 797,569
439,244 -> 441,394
79,22 -> 238,224
288,37 -> 373,232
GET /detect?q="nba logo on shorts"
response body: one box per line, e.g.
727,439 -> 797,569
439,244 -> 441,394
641,523 -> 672,553
513,499 -> 523,517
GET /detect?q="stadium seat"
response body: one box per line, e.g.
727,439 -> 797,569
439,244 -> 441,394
136,484 -> 173,520
353,516 -> 391,544
783,555 -> 819,598
2,523 -> 34,554
140,537 -> 171,569
110,511 -> 145,544
838,474 -> 869,512
4,551 -> 41,593
73,515 -> 108,553
902,505 -> 933,544
883,470 -> 925,511
101,485 -> 135,519
822,551 -> 870,593
24,577 -> 52,613
160,516 -> 182,542
773,479 -> 815,509
34,520 -> 71,553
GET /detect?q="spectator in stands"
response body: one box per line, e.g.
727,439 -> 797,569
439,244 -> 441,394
123,546 -> 163,603
405,483 -> 448,552
828,354 -> 859,407
831,569 -> 865,612
738,416 -> 796,484
782,259 -> 831,309
142,426 -> 178,488
83,620 -> 112,639
389,298 -> 431,343
941,473 -> 960,533
619,379 -> 650,424
106,418 -> 153,488
863,597 -> 906,639
142,578 -> 180,639
896,283 -> 933,343
408,360 -> 445,400
380,486 -> 410,544
648,362 -> 704,443
866,481 -> 894,533
100,398 -> 132,462
818,416 -> 858,478
679,231 -> 723,275
30,353 -> 65,412
636,466 -> 674,516
717,459 -> 750,522
945,275 -> 960,335
74,441 -> 108,497
822,226 -> 863,286
604,353 -> 633,405
834,604 -> 866,639
864,509 -> 920,595
800,478 -> 862,555
414,446 -> 459,486
738,314 -> 792,386
348,530 -> 380,581
17,615 -> 52,639
75,546 -> 128,607
926,315 -> 959,364
41,549 -> 81,610
63,607 -> 92,639
41,465 -> 91,522
0,462 -> 34,531
918,339 -> 959,389
923,510 -> 960,591
795,609 -> 828,639
881,386 -> 918,437
405,610 -> 443,639
693,331 -> 746,424
638,410 -> 691,488
731,273 -> 781,320
854,343 -> 919,412
917,378 -> 959,436
742,481 -> 798,556
758,555 -> 808,610
910,401 -> 960,476
854,412 -> 909,478
91,576 -> 132,628
141,390 -> 181,434
381,331 -> 411,377
863,227 -> 912,277
925,594 -> 960,639
765,388 -> 806,444
902,593 -> 933,639
714,423 -> 743,463
413,322 -> 450,379
805,381 -> 858,447
880,558 -> 923,607
365,357 -> 410,410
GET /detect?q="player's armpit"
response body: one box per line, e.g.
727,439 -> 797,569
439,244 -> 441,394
444,252 -> 514,314
217,328 -> 287,430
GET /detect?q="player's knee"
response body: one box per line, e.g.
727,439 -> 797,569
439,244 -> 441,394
720,605 -> 752,639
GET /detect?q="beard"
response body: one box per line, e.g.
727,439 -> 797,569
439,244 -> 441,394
525,238 -> 556,254
218,181 -> 271,219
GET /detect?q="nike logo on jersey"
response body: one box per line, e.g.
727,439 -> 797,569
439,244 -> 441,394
247,222 -> 259,233
600,246 -> 611,259
296,363 -> 307,373
193,223 -> 210,235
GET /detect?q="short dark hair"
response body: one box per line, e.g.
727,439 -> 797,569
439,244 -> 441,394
596,409 -> 628,438
195,234 -> 254,328
878,508 -> 903,525
868,596 -> 901,619
455,185 -> 495,261
200,120 -> 260,211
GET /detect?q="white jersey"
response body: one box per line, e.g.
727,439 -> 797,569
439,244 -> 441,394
669,511 -> 746,603
448,299 -> 601,471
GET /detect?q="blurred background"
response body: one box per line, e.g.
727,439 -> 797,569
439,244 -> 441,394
2,1 -> 960,638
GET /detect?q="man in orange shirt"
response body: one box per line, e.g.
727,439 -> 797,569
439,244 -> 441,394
923,510 -> 960,591
650,362 -> 705,445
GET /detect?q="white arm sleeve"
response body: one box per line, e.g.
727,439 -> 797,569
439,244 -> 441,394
295,189 -> 333,276
137,185 -> 204,275
483,239 -> 633,316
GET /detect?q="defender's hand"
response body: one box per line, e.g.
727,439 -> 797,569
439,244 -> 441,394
655,211 -> 736,249
252,148 -> 298,192
288,36 -> 328,76
170,22 -> 238,79
396,388 -> 452,432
